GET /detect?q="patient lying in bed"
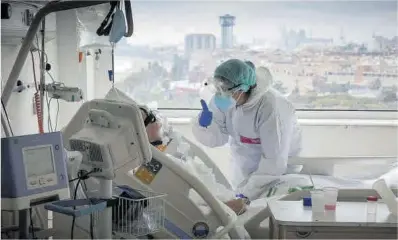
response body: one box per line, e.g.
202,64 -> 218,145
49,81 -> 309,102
138,106 -> 249,215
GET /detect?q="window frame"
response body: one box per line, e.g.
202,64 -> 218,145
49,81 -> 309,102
157,108 -> 398,121
90,45 -> 398,121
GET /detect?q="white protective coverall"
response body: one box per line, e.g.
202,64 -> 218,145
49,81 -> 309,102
192,67 -> 303,200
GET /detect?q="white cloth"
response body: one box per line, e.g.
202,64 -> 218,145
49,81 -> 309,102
192,85 -> 302,200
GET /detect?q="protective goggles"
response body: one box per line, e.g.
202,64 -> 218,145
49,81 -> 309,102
139,107 -> 157,127
205,77 -> 242,96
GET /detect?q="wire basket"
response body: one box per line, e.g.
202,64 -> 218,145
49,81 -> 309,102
110,190 -> 167,238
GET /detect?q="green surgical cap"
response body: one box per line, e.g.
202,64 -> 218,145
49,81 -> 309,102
214,59 -> 256,92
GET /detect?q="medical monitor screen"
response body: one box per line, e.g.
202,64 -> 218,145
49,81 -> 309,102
23,146 -> 55,177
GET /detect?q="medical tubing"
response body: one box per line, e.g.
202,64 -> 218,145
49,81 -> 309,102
34,92 -> 44,134
96,1 -> 118,36
124,0 -> 134,37
31,49 -> 44,134
111,44 -> 115,87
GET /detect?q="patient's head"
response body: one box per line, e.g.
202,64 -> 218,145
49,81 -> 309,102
139,107 -> 162,143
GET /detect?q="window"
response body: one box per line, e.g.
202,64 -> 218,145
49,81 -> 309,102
205,36 -> 211,49
112,1 -> 397,111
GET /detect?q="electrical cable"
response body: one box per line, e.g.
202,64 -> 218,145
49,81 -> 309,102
70,178 -> 82,240
68,170 -> 94,183
30,51 -> 39,91
68,170 -> 95,239
45,92 -> 53,132
29,208 -> 36,239
54,99 -> 59,131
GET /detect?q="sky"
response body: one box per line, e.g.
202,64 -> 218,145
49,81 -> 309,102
120,1 -> 398,46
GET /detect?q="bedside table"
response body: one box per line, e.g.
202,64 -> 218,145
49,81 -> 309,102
268,200 -> 397,239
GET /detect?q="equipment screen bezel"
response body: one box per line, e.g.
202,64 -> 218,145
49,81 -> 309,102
22,144 -> 58,190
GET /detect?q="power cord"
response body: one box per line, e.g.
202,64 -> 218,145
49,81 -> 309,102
68,170 -> 95,239
44,93 -> 59,132
45,92 -> 53,132
29,208 -> 36,239
70,178 -> 82,240
68,170 -> 94,183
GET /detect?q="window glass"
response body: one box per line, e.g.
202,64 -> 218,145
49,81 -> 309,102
113,1 -> 397,111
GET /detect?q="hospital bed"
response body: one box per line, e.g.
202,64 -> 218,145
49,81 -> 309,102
56,97 -> 242,239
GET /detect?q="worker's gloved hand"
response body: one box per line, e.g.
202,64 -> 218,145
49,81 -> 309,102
198,99 -> 213,127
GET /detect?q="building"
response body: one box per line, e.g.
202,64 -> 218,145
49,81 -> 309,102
372,35 -> 398,53
281,29 -> 333,51
184,34 -> 216,55
219,14 -> 235,49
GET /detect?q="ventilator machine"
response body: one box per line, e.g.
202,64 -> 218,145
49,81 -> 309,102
1,132 -> 70,211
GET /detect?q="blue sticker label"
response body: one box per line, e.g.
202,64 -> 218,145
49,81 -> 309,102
164,218 -> 192,239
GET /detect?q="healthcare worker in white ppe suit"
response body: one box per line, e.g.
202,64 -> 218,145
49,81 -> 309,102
192,59 -> 302,202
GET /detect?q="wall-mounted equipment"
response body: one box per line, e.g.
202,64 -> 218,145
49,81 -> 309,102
1,1 -> 56,46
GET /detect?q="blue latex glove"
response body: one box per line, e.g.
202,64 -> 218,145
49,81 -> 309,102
198,99 -> 213,127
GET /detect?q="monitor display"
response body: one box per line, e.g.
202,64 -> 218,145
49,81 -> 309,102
23,145 -> 55,177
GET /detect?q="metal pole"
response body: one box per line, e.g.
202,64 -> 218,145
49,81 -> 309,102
18,210 -> 29,239
40,19 -> 46,126
97,179 -> 112,239
1,112 -> 11,137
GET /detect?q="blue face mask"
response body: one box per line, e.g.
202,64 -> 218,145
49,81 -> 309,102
214,95 -> 236,112
109,9 -> 126,44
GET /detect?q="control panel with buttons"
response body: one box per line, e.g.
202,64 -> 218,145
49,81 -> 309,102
27,174 -> 57,189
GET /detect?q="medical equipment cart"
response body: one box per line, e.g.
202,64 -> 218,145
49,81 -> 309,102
267,199 -> 397,239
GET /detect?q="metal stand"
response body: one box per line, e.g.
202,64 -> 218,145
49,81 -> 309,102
39,19 -> 46,123
97,179 -> 113,239
18,210 -> 29,239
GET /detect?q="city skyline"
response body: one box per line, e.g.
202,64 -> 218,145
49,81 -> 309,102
126,1 -> 397,47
